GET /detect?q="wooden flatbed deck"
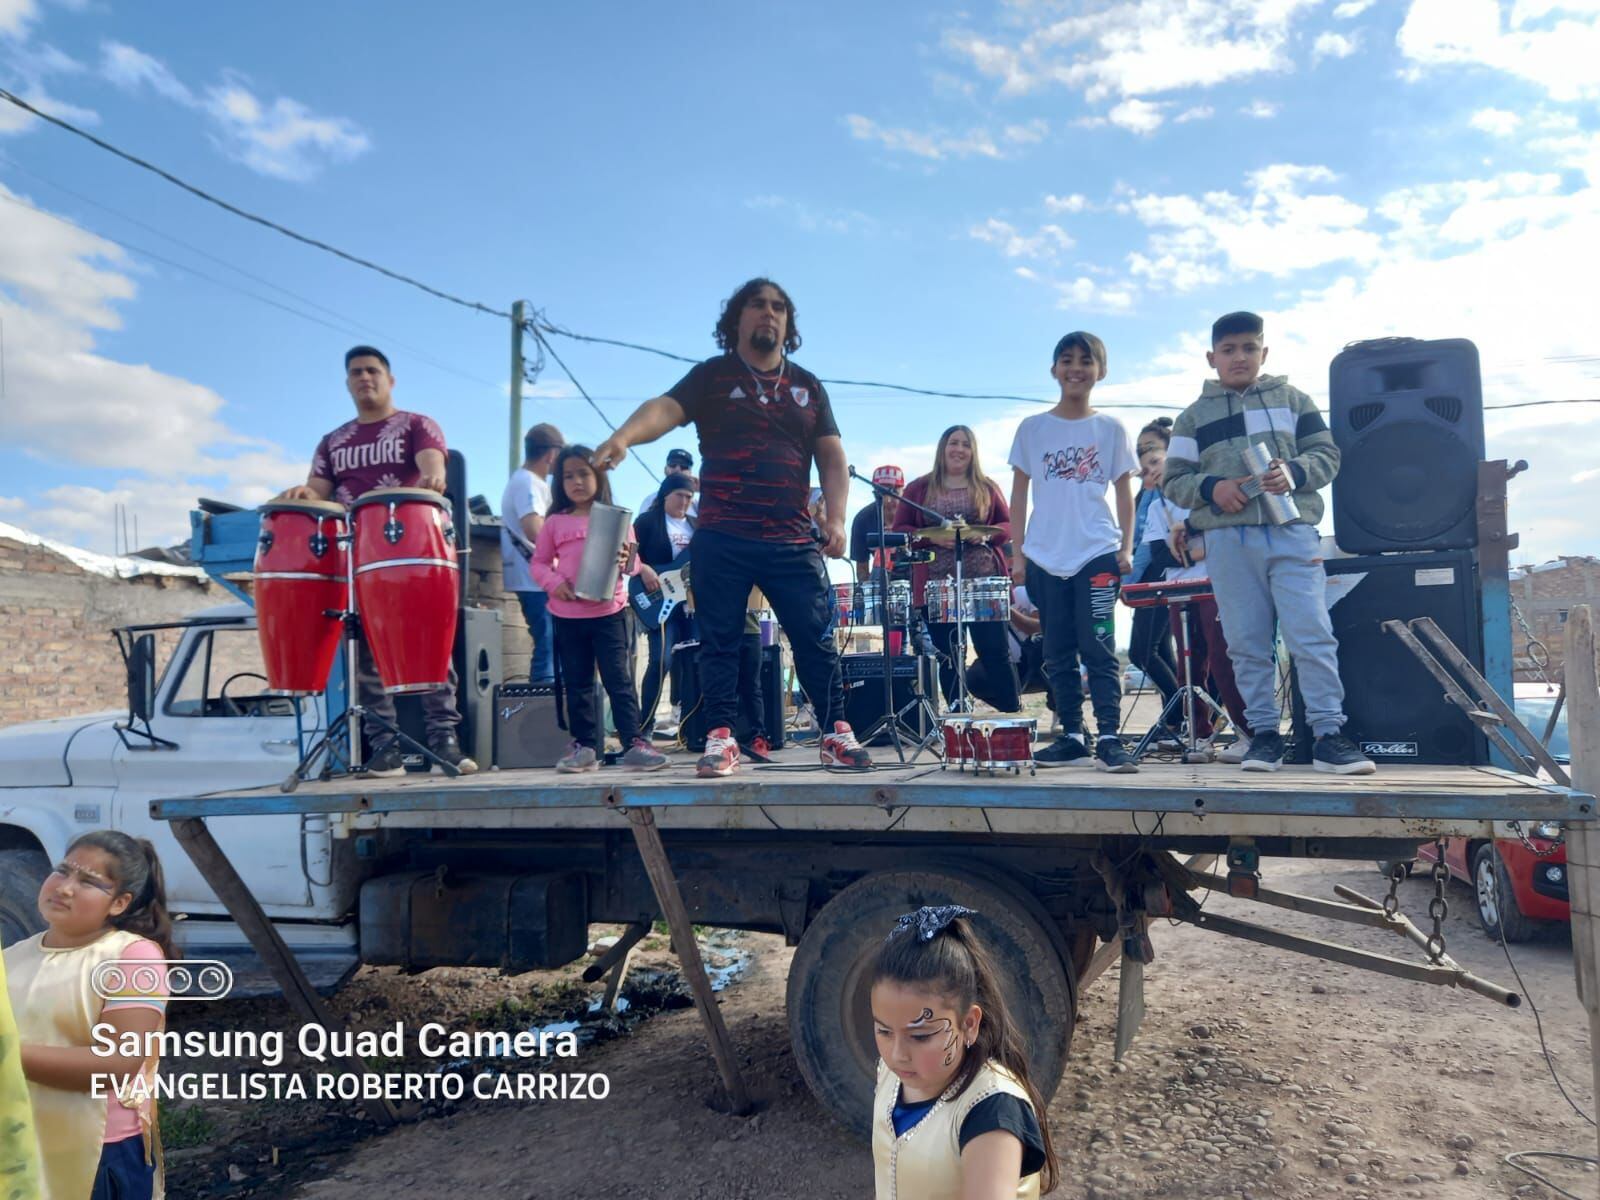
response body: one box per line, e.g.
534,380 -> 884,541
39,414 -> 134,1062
151,750 -> 1591,843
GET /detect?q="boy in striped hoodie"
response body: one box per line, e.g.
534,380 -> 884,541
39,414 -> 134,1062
1162,311 -> 1374,775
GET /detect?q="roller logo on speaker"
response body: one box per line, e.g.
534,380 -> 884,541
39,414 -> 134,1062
1361,741 -> 1419,758
92,958 -> 234,1002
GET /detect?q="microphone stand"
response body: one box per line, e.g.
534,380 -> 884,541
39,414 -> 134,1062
847,467 -> 941,763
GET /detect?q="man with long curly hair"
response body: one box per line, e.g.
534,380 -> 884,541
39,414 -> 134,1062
594,278 -> 870,777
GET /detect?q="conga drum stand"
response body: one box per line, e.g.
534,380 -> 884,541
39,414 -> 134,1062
282,528 -> 460,793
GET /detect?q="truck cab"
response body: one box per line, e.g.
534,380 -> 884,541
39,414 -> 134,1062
0,603 -> 358,974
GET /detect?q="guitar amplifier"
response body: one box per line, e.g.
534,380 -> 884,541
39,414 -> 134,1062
842,652 -> 936,742
493,683 -> 570,769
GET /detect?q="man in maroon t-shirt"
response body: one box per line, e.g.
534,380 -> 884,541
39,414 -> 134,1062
279,346 -> 473,775
594,279 -> 870,778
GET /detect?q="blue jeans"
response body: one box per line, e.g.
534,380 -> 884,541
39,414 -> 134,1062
516,589 -> 554,684
92,1134 -> 154,1200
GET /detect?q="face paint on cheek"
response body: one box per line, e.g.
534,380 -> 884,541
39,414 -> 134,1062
907,1008 -> 960,1068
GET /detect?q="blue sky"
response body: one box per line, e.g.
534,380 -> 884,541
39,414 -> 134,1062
0,0 -> 1596,568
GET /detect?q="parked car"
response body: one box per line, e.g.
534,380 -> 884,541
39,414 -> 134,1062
1379,684 -> 1569,942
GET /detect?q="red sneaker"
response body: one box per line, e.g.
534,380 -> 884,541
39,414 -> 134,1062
820,721 -> 872,770
742,734 -> 773,763
696,727 -> 741,778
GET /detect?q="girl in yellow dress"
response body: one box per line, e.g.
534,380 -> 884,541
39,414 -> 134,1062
4,832 -> 174,1200
870,905 -> 1059,1200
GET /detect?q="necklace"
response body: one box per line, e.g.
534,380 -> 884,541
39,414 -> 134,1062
739,352 -> 786,405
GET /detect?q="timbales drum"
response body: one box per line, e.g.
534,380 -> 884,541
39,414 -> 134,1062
832,582 -> 858,628
253,499 -> 348,695
925,579 -> 960,624
966,577 -> 1011,623
887,580 -> 912,627
859,581 -> 885,626
351,487 -> 458,693
940,716 -> 1037,774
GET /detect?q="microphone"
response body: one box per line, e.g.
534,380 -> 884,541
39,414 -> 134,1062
900,549 -> 936,564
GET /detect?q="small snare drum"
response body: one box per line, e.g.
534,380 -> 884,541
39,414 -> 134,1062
926,579 -> 961,624
859,580 -> 885,626
832,582 -> 857,628
965,577 -> 1012,623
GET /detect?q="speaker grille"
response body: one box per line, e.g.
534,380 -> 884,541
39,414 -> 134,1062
1348,401 -> 1385,431
1425,394 -> 1463,423
1339,420 -> 1477,546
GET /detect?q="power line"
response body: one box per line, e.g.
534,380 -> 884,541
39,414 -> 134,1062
525,319 -> 659,480
0,86 -> 510,320
0,150 -> 502,390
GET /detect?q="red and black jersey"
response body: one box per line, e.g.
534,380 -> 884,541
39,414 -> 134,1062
667,354 -> 840,543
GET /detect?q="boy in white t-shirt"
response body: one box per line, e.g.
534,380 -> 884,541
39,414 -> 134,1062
1008,332 -> 1138,772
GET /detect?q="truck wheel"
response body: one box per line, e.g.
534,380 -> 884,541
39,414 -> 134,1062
1472,843 -> 1538,943
786,867 -> 1075,1139
0,848 -> 49,948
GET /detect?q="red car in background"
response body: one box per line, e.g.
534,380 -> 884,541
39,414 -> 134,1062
1380,687 -> 1569,943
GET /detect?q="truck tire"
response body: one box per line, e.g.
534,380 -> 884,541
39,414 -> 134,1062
1472,842 -> 1538,943
0,848 -> 49,948
786,866 -> 1075,1139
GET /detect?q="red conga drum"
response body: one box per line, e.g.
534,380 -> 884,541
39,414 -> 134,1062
350,487 -> 458,693
253,499 -> 348,695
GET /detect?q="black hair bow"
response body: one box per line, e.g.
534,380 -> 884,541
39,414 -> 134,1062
892,904 -> 977,942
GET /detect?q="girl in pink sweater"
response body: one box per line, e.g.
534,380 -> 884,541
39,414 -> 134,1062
531,447 -> 668,772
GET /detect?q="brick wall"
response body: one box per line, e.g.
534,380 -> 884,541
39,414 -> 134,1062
0,537 -> 221,728
1510,556 -> 1600,684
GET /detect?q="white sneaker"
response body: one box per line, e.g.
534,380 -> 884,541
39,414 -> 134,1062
1216,736 -> 1251,765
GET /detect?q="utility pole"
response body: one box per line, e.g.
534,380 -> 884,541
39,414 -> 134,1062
509,300 -> 527,476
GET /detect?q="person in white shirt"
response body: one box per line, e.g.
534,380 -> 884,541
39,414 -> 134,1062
1008,331 -> 1138,772
501,422 -> 564,684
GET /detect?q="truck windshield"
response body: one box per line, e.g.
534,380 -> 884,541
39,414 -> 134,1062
165,627 -> 276,718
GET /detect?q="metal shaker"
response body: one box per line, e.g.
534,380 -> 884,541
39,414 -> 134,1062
1241,442 -> 1299,525
574,502 -> 634,600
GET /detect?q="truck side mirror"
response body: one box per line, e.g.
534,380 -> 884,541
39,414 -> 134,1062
128,633 -> 157,722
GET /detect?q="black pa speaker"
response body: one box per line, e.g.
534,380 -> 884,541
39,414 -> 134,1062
1329,337 -> 1484,553
841,652 -> 937,743
1290,550 -> 1486,765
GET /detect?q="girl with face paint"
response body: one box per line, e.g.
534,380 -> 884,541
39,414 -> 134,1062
868,906 -> 1060,1198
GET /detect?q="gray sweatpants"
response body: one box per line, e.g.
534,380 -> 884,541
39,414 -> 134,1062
1203,523 -> 1346,738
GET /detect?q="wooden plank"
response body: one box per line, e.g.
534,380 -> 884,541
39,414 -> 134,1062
1562,605 -> 1600,1167
618,806 -> 752,1116
168,818 -> 401,1127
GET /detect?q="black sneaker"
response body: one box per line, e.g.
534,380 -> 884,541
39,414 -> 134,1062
362,740 -> 406,778
1034,735 -> 1091,767
1095,737 -> 1139,774
1313,731 -> 1376,776
429,733 -> 479,776
1240,730 -> 1285,773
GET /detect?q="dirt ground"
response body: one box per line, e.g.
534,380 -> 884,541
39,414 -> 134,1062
158,857 -> 1595,1200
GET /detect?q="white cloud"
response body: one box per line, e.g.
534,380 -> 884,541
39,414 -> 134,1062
944,1 -> 1321,103
1332,0 -> 1376,15
1050,275 -> 1137,313
99,42 -> 370,180
1044,192 -> 1090,214
0,0 -> 37,38
747,195 -> 877,235
1175,104 -> 1215,123
1003,118 -> 1050,145
844,113 -> 1001,161
1399,0 -> 1600,101
1377,171 -> 1576,249
969,218 -> 1075,259
1470,106 -> 1522,136
0,182 -> 305,551
1313,31 -> 1359,59
1107,97 -> 1165,134
1240,99 -> 1280,118
1124,162 -> 1379,291
0,86 -> 97,134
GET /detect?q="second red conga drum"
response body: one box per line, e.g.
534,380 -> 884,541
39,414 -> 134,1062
253,499 -> 348,695
350,487 -> 458,693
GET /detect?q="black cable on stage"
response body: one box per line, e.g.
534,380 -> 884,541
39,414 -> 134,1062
0,87 -> 511,321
